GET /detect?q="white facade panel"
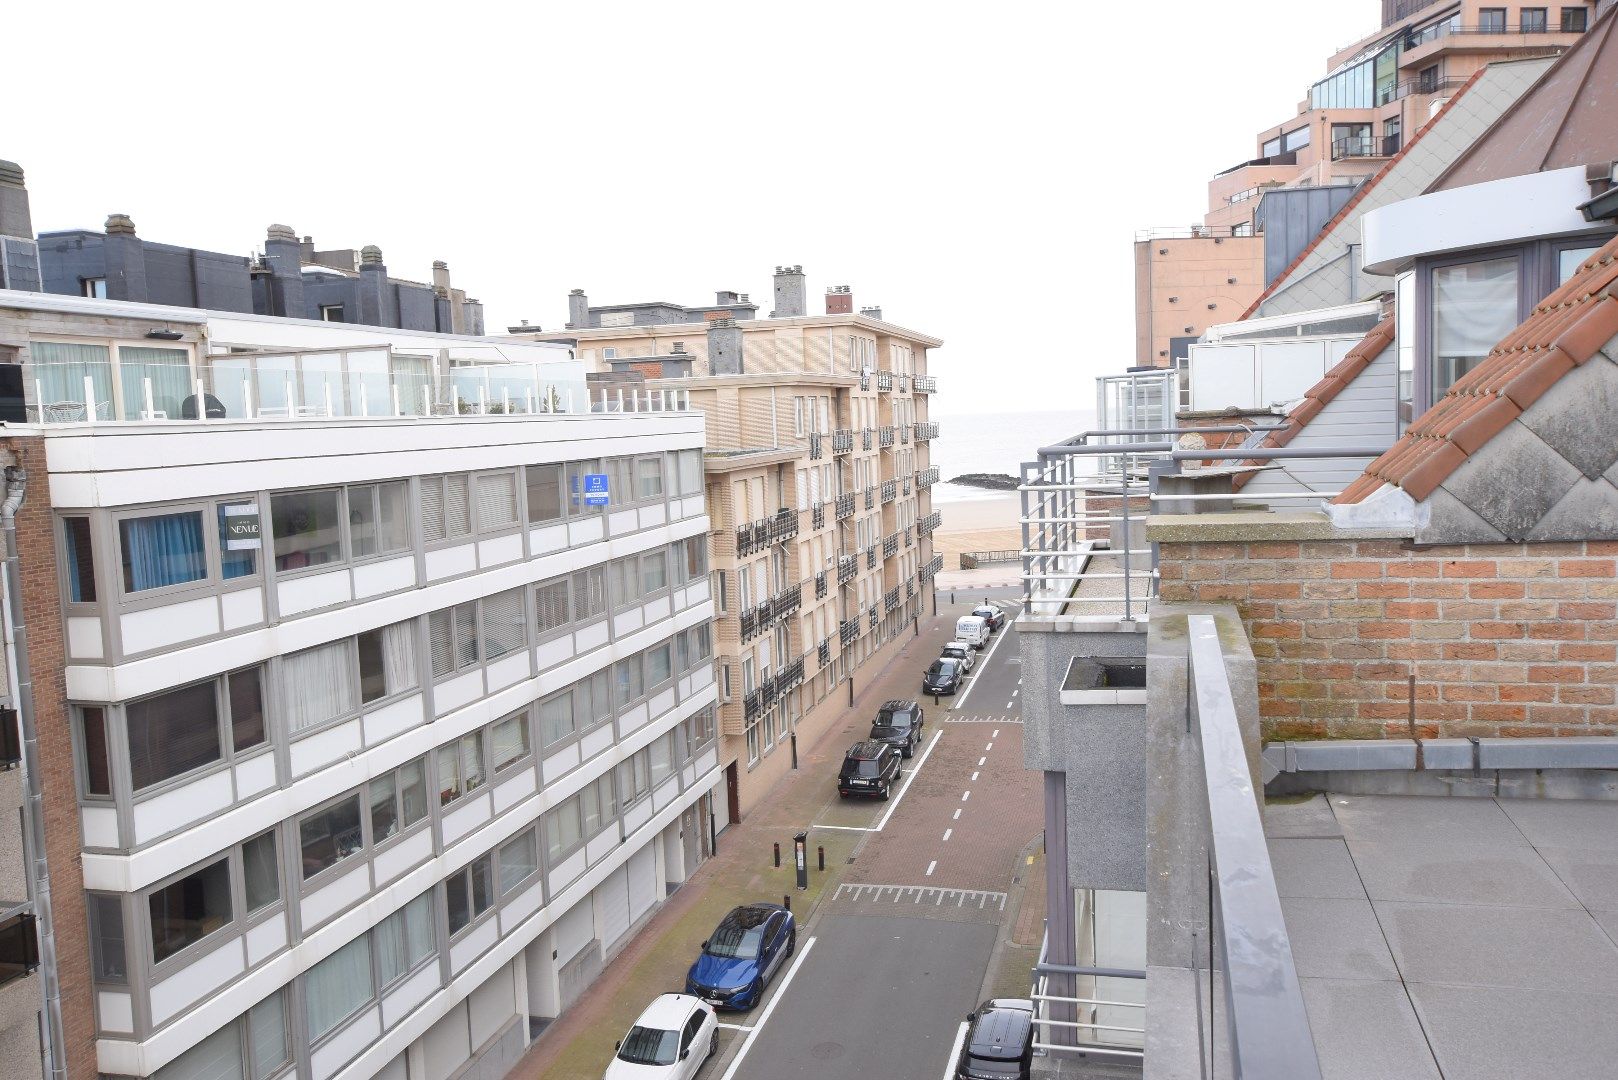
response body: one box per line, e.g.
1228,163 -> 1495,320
219,587 -> 264,632
278,569 -> 353,618
301,863 -> 371,930
288,718 -> 363,778
233,752 -> 277,801
579,724 -> 614,764
548,848 -> 586,895
133,769 -> 234,845
542,744 -> 580,785
484,652 -> 529,694
361,694 -> 426,746
311,1007 -> 381,1080
528,523 -> 566,556
450,917 -> 500,973
353,556 -> 416,600
567,517 -> 604,547
501,878 -> 545,932
149,937 -> 245,1026
244,913 -> 287,967
586,829 -> 618,868
534,636 -> 572,673
477,532 -> 523,569
120,595 -> 220,655
98,991 -> 134,1034
81,806 -> 119,849
552,896 -> 595,962
596,866 -> 631,950
67,616 -> 104,659
374,828 -> 434,887
627,844 -> 658,923
441,792 -> 492,848
493,768 -> 537,814
381,963 -> 441,1030
425,544 -> 477,583
574,621 -> 609,655
434,670 -> 482,717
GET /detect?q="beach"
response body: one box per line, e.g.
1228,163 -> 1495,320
931,489 -> 1021,569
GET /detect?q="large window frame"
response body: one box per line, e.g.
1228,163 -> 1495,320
112,664 -> 269,801
29,336 -> 198,423
138,832 -> 287,979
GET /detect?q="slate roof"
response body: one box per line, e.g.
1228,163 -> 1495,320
1229,317 -> 1395,492
1335,238 -> 1618,505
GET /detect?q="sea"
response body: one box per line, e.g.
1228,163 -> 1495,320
928,408 -> 1096,503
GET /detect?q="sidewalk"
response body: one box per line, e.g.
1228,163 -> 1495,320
509,601 -> 978,1079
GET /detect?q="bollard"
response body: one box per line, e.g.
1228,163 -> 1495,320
817,845 -> 825,872
950,591 -> 955,605
913,616 -> 919,638
849,678 -> 855,707
784,894 -> 791,913
773,842 -> 781,868
933,693 -> 940,706
791,733 -> 799,770
794,832 -> 808,890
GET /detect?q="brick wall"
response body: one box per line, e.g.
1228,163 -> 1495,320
5,438 -> 96,1077
1158,537 -> 1618,740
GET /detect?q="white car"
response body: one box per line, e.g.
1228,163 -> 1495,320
605,993 -> 717,1079
940,641 -> 976,673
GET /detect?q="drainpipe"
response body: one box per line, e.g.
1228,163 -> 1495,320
2,467 -> 65,1080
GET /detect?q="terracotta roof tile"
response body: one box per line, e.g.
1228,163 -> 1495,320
1334,240 -> 1618,505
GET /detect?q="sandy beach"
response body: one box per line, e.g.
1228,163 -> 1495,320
931,491 -> 1021,569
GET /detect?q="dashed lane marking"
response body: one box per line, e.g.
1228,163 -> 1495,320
953,809 -> 962,820
926,860 -> 937,876
1013,689 -> 1020,697
971,771 -> 979,782
942,828 -> 953,841
987,742 -> 995,752
961,790 -> 971,802
835,883 -> 1008,911
978,757 -> 986,767
1006,700 -> 1015,710
716,1022 -> 754,1032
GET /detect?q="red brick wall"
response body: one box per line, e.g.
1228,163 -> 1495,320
6,438 -> 96,1077
1158,537 -> 1618,740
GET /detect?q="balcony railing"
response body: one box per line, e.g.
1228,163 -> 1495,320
900,424 -> 910,445
902,475 -> 912,496
906,579 -> 915,599
918,466 -> 939,489
881,479 -> 896,505
836,493 -> 856,521
913,375 -> 936,394
862,428 -> 873,451
839,619 -> 860,646
864,485 -> 875,510
770,507 -> 799,544
838,554 -> 859,585
866,544 -> 877,570
1330,134 -> 1400,160
918,509 -> 942,536
815,571 -> 827,600
818,638 -> 831,666
884,587 -> 900,613
859,371 -> 871,392
779,655 -> 805,691
812,504 -> 826,530
744,689 -> 763,724
921,555 -> 943,579
883,533 -> 898,559
740,608 -> 758,640
774,582 -> 802,619
0,912 -> 37,989
809,431 -> 823,460
879,426 -> 895,448
868,604 -> 879,631
914,421 -> 939,441
877,371 -> 894,392
736,523 -> 758,558
832,430 -> 854,455
899,375 -> 909,394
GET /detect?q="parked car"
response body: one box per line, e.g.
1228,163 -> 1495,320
972,603 -> 1006,631
923,657 -> 965,695
685,903 -> 797,1010
605,993 -> 717,1079
955,614 -> 991,649
940,641 -> 976,673
954,998 -> 1036,1080
838,740 -> 901,799
870,699 -> 926,757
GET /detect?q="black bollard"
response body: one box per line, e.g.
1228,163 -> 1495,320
817,845 -> 825,871
773,841 -> 781,868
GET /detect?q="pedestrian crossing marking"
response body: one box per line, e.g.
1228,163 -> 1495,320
944,715 -> 1022,724
834,883 -> 1008,911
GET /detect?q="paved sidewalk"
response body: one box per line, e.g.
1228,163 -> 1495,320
509,601 -> 979,1080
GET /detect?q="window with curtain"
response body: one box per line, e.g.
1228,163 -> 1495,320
148,857 -> 232,964
543,798 -> 583,862
271,489 -> 342,572
481,589 -> 526,659
32,341 -> 113,418
243,831 -> 279,914
375,891 -> 435,987
647,643 -> 673,687
127,680 -> 221,791
120,511 -> 207,593
526,464 -> 563,524
573,566 -> 607,620
1431,257 -> 1518,397
283,640 -> 357,734
616,750 -> 651,807
642,551 -> 668,593
649,732 -> 674,786
63,516 -> 97,602
637,456 -> 664,500
429,603 -> 478,678
421,474 -> 472,543
476,473 -> 519,531
582,774 -> 615,837
438,732 -> 485,805
153,1022 -> 242,1080
498,831 -> 538,895
216,502 -> 258,581
677,449 -> 702,495
299,794 -> 364,879
369,758 -> 428,843
348,482 -> 409,559
305,934 -> 374,1040
614,656 -> 643,708
609,458 -> 635,506
610,558 -> 639,610
535,578 -> 570,637
685,537 -> 707,579
1558,245 -> 1601,284
118,346 -> 192,421
247,991 -> 290,1078
492,712 -> 530,773
539,691 -> 575,748
357,621 -> 418,703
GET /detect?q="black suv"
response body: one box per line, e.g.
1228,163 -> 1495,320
923,658 -> 964,696
870,700 -> 925,758
954,998 -> 1035,1079
972,603 -> 1006,631
838,741 -> 901,799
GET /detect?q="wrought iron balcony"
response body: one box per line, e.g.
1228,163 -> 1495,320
914,421 -> 939,441
885,587 -> 900,613
921,554 -> 943,579
879,426 -> 895,448
902,475 -> 912,496
812,503 -> 826,530
883,533 -> 899,559
818,638 -> 831,666
838,554 -> 859,585
918,466 -> 939,489
862,428 -> 873,451
809,431 -> 823,460
774,582 -> 803,618
913,375 -> 936,393
736,522 -> 757,558
905,526 -> 914,547
864,485 -> 875,510
779,655 -> 805,691
840,619 -> 860,646
877,370 -> 894,391
906,579 -> 915,599
740,608 -> 758,640
918,509 -> 943,537
868,604 -> 879,631
859,371 -> 871,392
899,375 -> 909,394
761,673 -> 779,707
832,430 -> 854,455
836,493 -> 856,520
815,571 -> 828,600
866,544 -> 877,569
881,479 -> 896,504
744,689 -> 763,723
770,507 -> 799,543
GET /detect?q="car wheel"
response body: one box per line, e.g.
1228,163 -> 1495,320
707,1029 -> 718,1059
787,930 -> 797,956
880,782 -> 891,800
902,743 -> 914,759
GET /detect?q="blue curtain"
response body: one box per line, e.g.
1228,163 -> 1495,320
120,512 -> 207,593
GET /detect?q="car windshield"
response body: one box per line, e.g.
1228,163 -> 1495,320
618,1025 -> 680,1066
874,708 -> 913,733
930,661 -> 957,676
706,921 -> 766,959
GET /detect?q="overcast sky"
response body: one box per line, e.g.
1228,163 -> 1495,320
8,1 -> 1373,416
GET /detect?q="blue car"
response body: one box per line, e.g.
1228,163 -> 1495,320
684,903 -> 796,1011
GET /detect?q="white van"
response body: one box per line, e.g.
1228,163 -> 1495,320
955,615 -> 991,650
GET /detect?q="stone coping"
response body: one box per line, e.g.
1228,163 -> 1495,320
1146,509 -> 1411,543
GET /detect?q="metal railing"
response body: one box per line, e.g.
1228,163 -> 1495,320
877,371 -> 894,391
770,507 -> 799,543
917,466 -> 939,489
812,503 -> 826,530
1029,928 -> 1145,1063
836,493 -> 856,521
958,548 -> 1017,569
864,485 -> 875,510
883,533 -> 898,559
914,421 -> 938,441
818,638 -> 831,666
0,912 -> 39,988
815,572 -> 827,600
862,428 -> 874,452
879,426 -> 895,448
921,555 -> 943,579
918,509 -> 942,537
881,479 -> 896,504
809,432 -> 823,460
839,618 -> 860,646
832,430 -> 854,455
913,375 -> 936,393
884,587 -> 900,612
837,554 -> 858,585
865,544 -> 877,570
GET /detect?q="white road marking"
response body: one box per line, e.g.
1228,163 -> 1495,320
993,729 -> 1001,738
978,756 -> 986,767
942,828 -> 953,841
961,790 -> 971,802
952,808 -> 962,820
926,860 -> 937,876
1013,689 -> 1020,697
952,616 -> 1012,711
942,1020 -> 971,1080
1006,700 -> 1014,710
716,1022 -> 755,1032
835,883 -> 1007,910
971,771 -> 979,782
987,742 -> 995,752
813,729 -> 944,835
718,936 -> 818,1080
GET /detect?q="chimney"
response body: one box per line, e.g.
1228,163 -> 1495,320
301,235 -> 316,261
859,305 -> 883,321
708,316 -> 744,375
772,264 -> 806,318
104,214 -> 150,303
567,288 -> 590,330
357,245 -> 388,326
716,289 -> 740,305
0,161 -> 41,292
433,286 -> 455,334
826,285 -> 853,315
264,224 -> 306,317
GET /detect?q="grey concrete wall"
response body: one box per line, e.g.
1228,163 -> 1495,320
1258,185 -> 1358,287
1019,624 -> 1146,774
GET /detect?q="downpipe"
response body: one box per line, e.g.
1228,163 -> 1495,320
2,467 -> 66,1080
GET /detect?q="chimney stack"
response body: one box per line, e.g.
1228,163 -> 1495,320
265,224 -> 305,317
357,245 -> 388,326
825,285 -> 853,315
772,264 -> 806,318
0,160 -> 41,291
567,288 -> 590,330
859,305 -> 883,321
104,214 -> 150,302
708,316 -> 744,375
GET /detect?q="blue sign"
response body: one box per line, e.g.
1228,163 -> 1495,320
583,474 -> 610,506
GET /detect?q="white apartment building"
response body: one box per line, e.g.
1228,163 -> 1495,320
0,293 -> 720,1080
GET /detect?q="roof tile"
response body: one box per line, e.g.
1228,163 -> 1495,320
1554,294 -> 1618,364
1448,395 -> 1522,456
1499,346 -> 1575,411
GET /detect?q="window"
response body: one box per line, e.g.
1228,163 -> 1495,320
88,893 -> 127,983
421,473 -> 471,543
1521,7 -> 1547,31
535,577 -> 571,637
492,712 -> 530,773
63,517 -> 97,602
643,551 -> 668,593
127,679 -> 222,790
299,794 -> 364,879
602,348 -> 618,360
610,557 -> 639,610
526,463 -> 563,524
543,798 -> 583,861
1281,126 -> 1309,152
119,510 -> 207,593
1558,245 -> 1602,284
429,602 -> 478,678
79,707 -> 111,797
481,589 -> 526,660
616,750 -> 651,808
675,449 -> 702,495
714,570 -> 728,613
149,857 -> 232,963
574,566 -> 607,621
1562,6 -> 1588,31
374,891 -> 434,987
498,831 -> 538,895
565,459 -> 603,516
305,935 -> 372,1040
217,502 -> 259,581
284,640 -> 357,734
445,852 -> 494,935
347,482 -> 409,558
476,472 -> 519,531
1479,7 -> 1506,31
81,277 -> 107,299
581,775 -> 615,837
319,304 -> 344,322
647,643 -> 673,687
246,991 -> 291,1078
609,457 -> 635,507
539,691 -> 576,748
649,732 -> 674,786
1261,135 -> 1282,157
438,732 -> 485,805
368,758 -> 428,844
270,489 -> 342,572
614,655 -> 644,708
357,620 -> 419,703
1431,256 -> 1519,396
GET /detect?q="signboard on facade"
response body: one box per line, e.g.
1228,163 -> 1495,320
223,503 -> 262,550
584,474 -> 610,506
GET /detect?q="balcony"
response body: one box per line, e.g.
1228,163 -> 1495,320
898,375 -> 909,394
840,619 -> 860,646
812,504 -> 826,530
866,544 -> 877,570
815,571 -> 828,600
809,431 -> 823,460
918,509 -> 942,537
1330,134 -> 1400,161
881,479 -> 896,505
921,555 -> 943,579
838,554 -> 859,585
862,428 -> 873,452
740,608 -> 758,640
905,526 -> 914,547
836,493 -> 856,521
0,912 -> 37,990
774,582 -> 803,619
879,426 -> 895,448
884,587 -> 900,613
743,689 -> 763,724
1396,21 -> 1587,73
778,655 -> 805,692
906,579 -> 915,599
832,430 -> 854,456
913,375 -> 937,394
918,466 -> 939,489
883,533 -> 898,559
770,507 -> 799,544
736,522 -> 758,558
859,371 -> 871,392
877,371 -> 893,392
864,485 -> 875,510
900,424 -> 910,445
914,421 -> 939,441
902,475 -> 912,496
818,638 -> 831,666
867,604 -> 879,631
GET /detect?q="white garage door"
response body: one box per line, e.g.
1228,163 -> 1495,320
628,843 -> 659,923
597,866 -> 631,950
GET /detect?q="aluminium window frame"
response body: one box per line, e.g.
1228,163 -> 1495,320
121,664 -> 274,804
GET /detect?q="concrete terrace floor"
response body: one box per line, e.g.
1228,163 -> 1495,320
1267,793 -> 1618,1080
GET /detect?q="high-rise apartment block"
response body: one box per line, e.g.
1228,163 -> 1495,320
520,268 -> 942,818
